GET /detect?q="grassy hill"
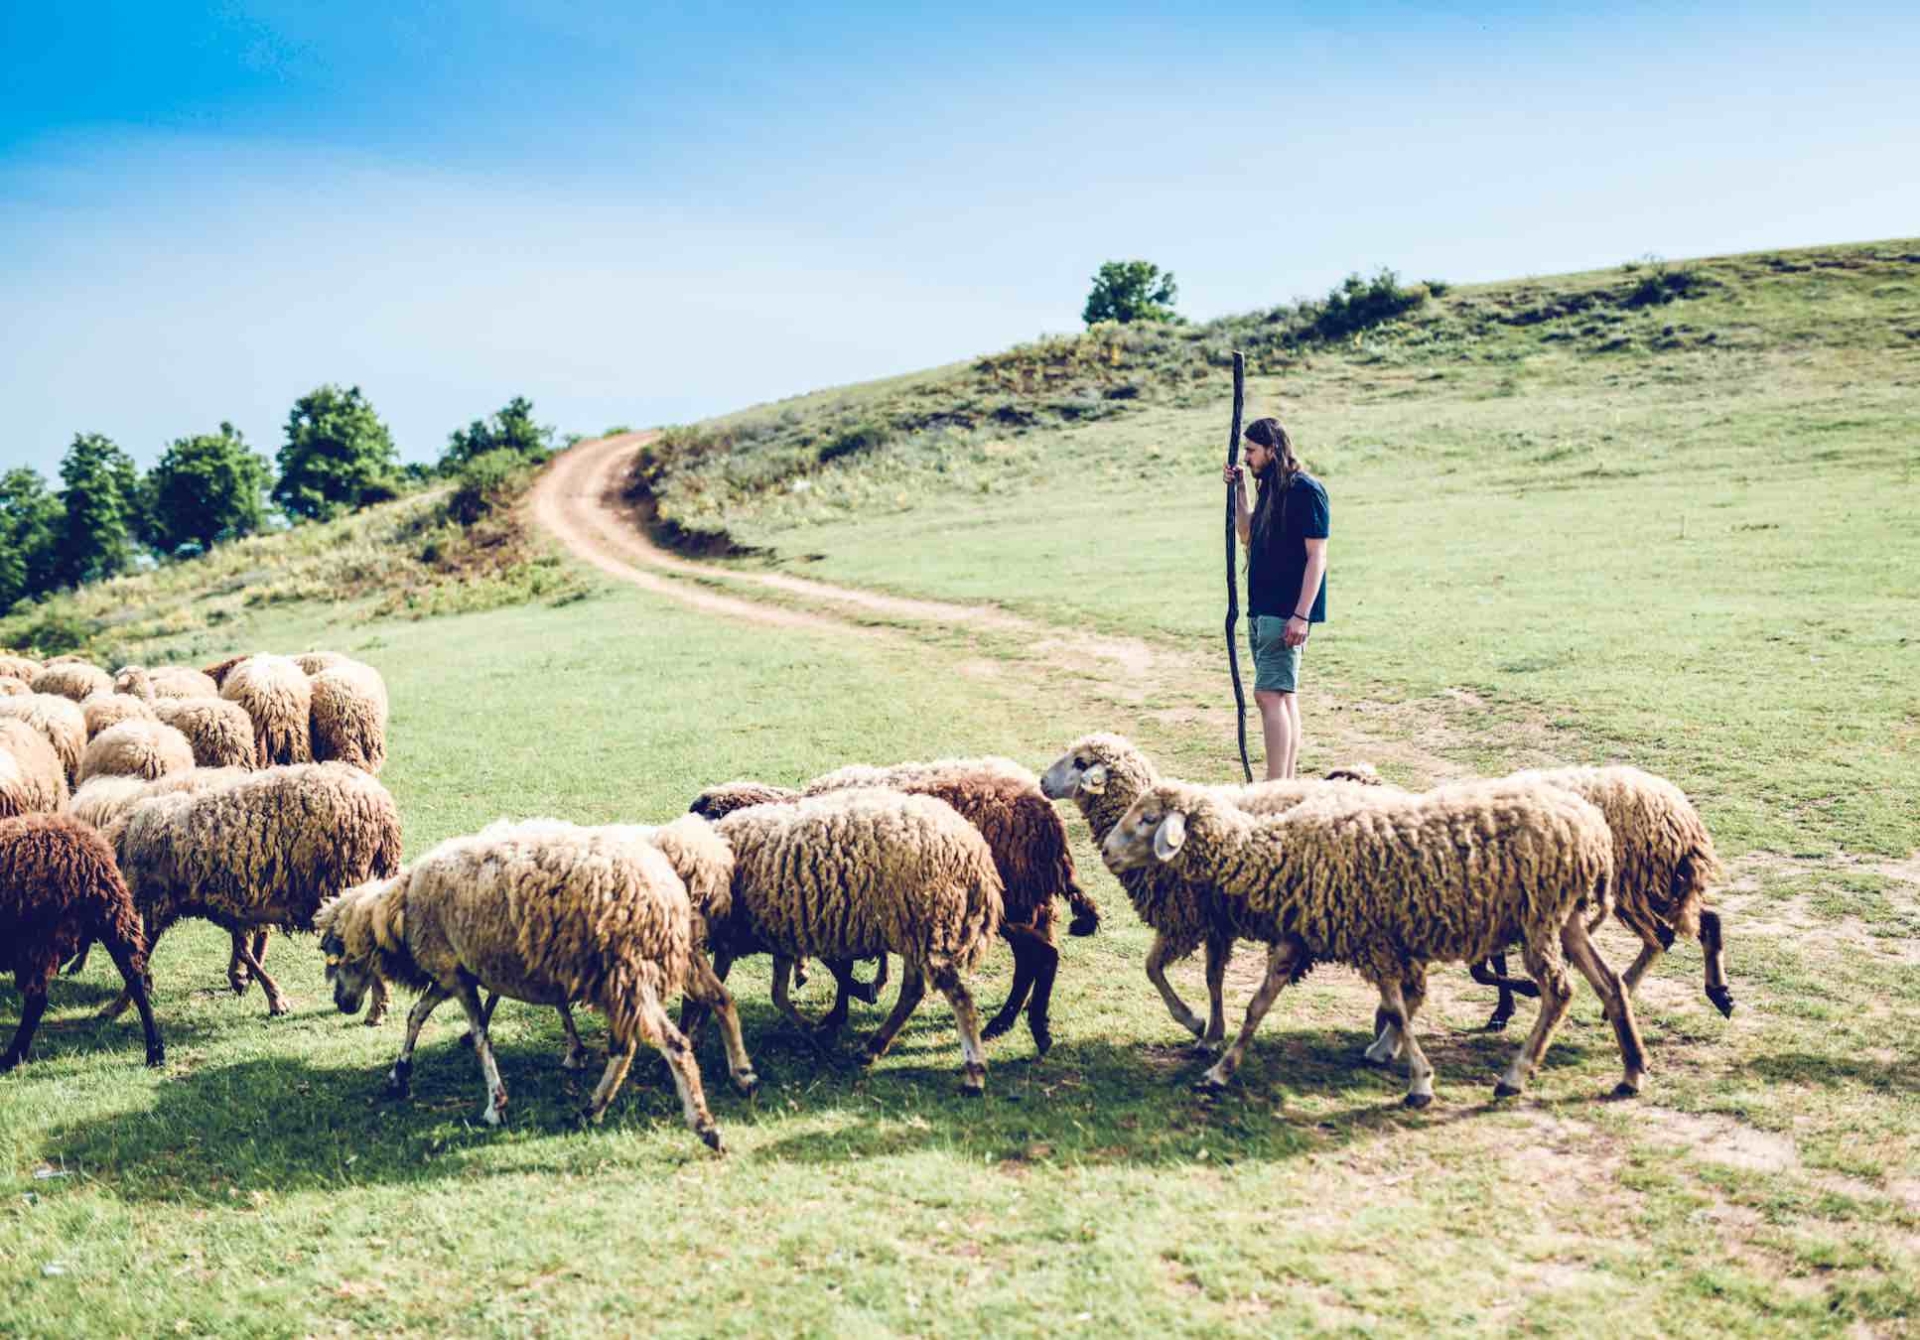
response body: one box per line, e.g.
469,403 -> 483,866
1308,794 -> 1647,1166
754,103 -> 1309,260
3,238 -> 1917,1336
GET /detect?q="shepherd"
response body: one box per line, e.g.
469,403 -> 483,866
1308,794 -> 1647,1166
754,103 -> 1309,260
1222,418 -> 1329,779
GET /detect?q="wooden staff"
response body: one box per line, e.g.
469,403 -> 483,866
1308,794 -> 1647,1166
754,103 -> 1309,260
1223,351 -> 1252,782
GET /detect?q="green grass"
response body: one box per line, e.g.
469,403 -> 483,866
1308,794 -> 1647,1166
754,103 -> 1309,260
4,238 -> 1920,1336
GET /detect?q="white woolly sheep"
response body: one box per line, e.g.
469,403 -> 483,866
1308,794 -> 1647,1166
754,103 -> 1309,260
109,763 -> 401,1020
0,653 -> 41,684
0,679 -> 29,699
2,815 -> 163,1074
219,655 -> 312,766
114,664 -> 223,701
0,693 -> 87,786
0,719 -> 69,820
291,651 -> 351,675
30,661 -> 111,702
81,691 -> 159,740
698,789 -> 1004,1093
307,659 -> 389,774
78,720 -> 195,785
1103,778 -> 1648,1106
316,818 -> 755,1149
1040,734 -> 1411,1048
151,697 -> 259,771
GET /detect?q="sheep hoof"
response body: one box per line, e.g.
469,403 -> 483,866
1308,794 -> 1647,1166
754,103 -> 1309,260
1403,1092 -> 1433,1111
145,1045 -> 166,1068
959,1065 -> 986,1096
848,983 -> 882,1007
1484,1014 -> 1513,1033
363,1011 -> 386,1029
700,1125 -> 726,1154
386,1063 -> 412,1099
1030,1027 -> 1053,1059
1186,1041 -> 1221,1062
733,1071 -> 760,1097
981,1015 -> 1016,1042
1707,987 -> 1735,1019
1191,1073 -> 1230,1094
1609,1081 -> 1641,1101
481,1105 -> 503,1128
1068,913 -> 1100,938
561,1051 -> 589,1072
0,1054 -> 22,1076
860,1046 -> 884,1069
1492,1082 -> 1523,1100
228,976 -> 250,997
457,1030 -> 476,1050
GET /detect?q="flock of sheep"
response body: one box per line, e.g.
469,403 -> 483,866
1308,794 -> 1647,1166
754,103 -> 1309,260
0,646 -> 1732,1154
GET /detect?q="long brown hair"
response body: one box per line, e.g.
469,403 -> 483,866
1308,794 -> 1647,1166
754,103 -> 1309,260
1245,418 -> 1301,554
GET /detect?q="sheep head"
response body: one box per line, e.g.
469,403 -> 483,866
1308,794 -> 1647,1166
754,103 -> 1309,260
317,877 -> 403,1015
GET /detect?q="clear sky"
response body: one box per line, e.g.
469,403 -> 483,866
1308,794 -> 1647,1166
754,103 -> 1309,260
3,2 -> 1917,474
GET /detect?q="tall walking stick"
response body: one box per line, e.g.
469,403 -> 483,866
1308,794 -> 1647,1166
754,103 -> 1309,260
1223,351 -> 1252,782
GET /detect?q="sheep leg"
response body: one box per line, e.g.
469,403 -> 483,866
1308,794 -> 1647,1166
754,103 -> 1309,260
982,923 -> 1042,1046
451,980 -> 509,1126
227,930 -> 250,995
1698,909 -> 1734,1017
1619,919 -> 1667,995
63,942 -> 93,976
458,990 -> 503,1051
1377,977 -> 1436,1108
845,954 -> 889,1006
388,985 -> 450,1098
230,932 -> 288,1017
630,990 -> 723,1152
1145,930 -> 1207,1041
771,956 -> 816,1033
102,935 -> 165,1068
684,954 -> 758,1095
1561,911 -> 1649,1099
862,960 -> 927,1065
1197,937 -> 1309,1092
1021,926 -> 1062,1059
558,1004 -> 589,1070
929,961 -> 988,1095
812,959 -> 865,1034
1199,929 -> 1232,1053
364,974 -> 391,1027
678,949 -> 729,1048
1494,945 -> 1574,1099
98,918 -> 168,1022
584,1040 -> 637,1127
0,990 -> 49,1074
1479,955 -> 1519,1032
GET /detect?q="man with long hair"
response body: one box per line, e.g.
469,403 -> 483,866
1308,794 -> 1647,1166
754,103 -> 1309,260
1223,417 -> 1329,779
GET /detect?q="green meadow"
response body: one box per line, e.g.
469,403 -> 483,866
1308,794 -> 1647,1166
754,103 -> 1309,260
3,239 -> 1918,1336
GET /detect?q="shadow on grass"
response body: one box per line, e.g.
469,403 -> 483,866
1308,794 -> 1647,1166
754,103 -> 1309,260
1746,1051 -> 1920,1093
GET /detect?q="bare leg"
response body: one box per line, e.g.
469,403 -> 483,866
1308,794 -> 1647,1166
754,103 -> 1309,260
1281,690 -> 1302,780
1698,909 -> 1734,1017
1199,929 -> 1232,1051
0,991 -> 49,1073
630,990 -> 722,1151
1254,688 -> 1291,781
387,984 -> 449,1097
230,932 -> 288,1017
1145,930 -> 1206,1040
862,959 -> 927,1064
929,961 -> 988,1095
1197,937 -> 1308,1090
451,980 -> 509,1126
1495,944 -> 1574,1099
981,924 -> 1038,1043
683,954 -> 758,1094
1561,912 -> 1649,1098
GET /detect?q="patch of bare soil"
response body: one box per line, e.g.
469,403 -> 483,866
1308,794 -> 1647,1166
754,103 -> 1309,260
1637,1106 -> 1799,1173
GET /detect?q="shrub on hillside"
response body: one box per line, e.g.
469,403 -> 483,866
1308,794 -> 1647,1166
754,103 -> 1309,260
819,421 -> 890,464
445,450 -> 530,527
1305,269 -> 1430,340
1083,260 -> 1181,326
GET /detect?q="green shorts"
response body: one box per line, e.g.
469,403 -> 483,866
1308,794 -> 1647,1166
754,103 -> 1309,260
1249,616 -> 1304,693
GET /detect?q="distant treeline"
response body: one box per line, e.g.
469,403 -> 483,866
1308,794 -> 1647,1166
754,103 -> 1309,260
1,389 -> 557,611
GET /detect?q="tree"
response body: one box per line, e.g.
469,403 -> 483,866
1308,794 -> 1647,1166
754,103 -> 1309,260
440,395 -> 556,471
272,385 -> 399,522
1082,260 -> 1181,326
147,422 -> 273,554
0,467 -> 61,610
53,432 -> 143,587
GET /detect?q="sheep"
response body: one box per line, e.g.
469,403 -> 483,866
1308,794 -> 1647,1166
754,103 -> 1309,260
291,651 -> 351,675
0,679 -> 29,698
694,789 -> 1004,1093
109,763 -> 402,1020
113,664 -> 222,701
1509,765 -> 1731,1017
219,654 -> 312,766
316,818 -> 755,1149
699,757 -> 1100,1055
1,815 -> 164,1074
81,691 -> 159,740
77,720 -> 196,785
307,659 -> 389,774
0,719 -> 69,820
150,697 -> 259,771
0,653 -> 41,684
0,693 -> 87,786
1102,778 -> 1649,1106
1323,764 -> 1384,785
30,661 -> 111,702
200,653 -> 256,687
1039,734 -> 1415,1049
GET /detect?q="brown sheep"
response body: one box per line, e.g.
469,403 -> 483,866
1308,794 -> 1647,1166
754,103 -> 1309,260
0,653 -> 42,684
0,679 -> 30,699
128,666 -> 222,700
219,655 -> 312,766
150,697 -> 258,771
0,694 -> 87,786
81,692 -> 159,740
30,662 -> 112,702
291,651 -> 351,675
200,653 -> 256,687
307,659 -> 389,774
0,719 -> 70,820
1,815 -> 164,1073
78,720 -> 197,785
110,763 -> 402,1019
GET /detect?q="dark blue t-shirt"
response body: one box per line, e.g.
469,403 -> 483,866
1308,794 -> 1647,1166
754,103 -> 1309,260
1247,472 -> 1329,621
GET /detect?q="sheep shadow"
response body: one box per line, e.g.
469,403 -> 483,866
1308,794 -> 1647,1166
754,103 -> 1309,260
1,983 -> 224,1068
1746,1051 -> 1920,1094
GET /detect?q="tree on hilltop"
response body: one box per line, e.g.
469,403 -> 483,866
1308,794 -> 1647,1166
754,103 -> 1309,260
53,432 -> 145,587
148,422 -> 273,554
440,395 -> 555,472
1082,260 -> 1181,326
273,385 -> 399,523
0,467 -> 61,610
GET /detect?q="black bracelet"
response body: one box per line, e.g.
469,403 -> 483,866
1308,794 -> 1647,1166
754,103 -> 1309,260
1291,612 -> 1310,621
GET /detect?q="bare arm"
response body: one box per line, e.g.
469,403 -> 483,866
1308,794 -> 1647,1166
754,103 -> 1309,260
1285,538 -> 1328,646
1223,464 -> 1252,543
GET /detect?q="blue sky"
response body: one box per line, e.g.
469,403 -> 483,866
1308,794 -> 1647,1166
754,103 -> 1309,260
3,2 -> 1917,475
